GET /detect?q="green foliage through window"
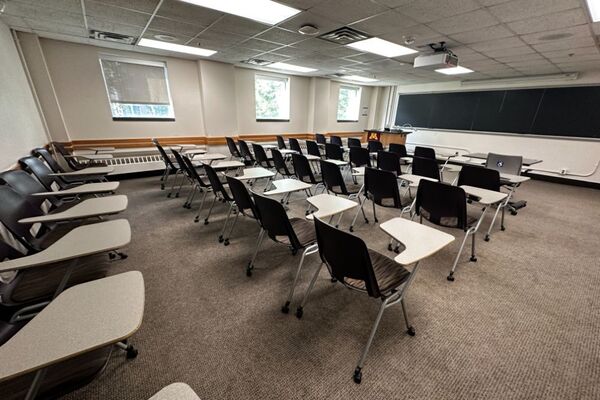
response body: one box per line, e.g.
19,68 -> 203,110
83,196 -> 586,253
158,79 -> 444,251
255,75 -> 290,120
337,85 -> 361,122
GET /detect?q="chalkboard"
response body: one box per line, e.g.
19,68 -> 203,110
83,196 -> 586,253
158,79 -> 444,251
394,86 -> 600,138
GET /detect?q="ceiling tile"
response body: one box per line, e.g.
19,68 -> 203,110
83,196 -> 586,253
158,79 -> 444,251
396,0 -> 481,23
532,36 -> 596,52
195,29 -> 247,48
240,38 -> 284,52
0,15 -> 29,29
292,38 -> 340,52
253,53 -> 291,62
372,0 -> 414,7
520,25 -> 591,46
555,61 -> 600,72
86,16 -> 144,37
343,52 -> 386,63
26,18 -> 88,37
488,0 -> 580,23
269,45 -> 316,58
470,36 -> 525,52
514,65 -> 561,75
254,28 -> 305,45
479,45 -> 536,58
450,25 -> 514,45
156,0 -> 223,27
321,46 -> 364,58
348,10 -> 418,36
147,16 -> 205,37
506,8 -> 588,35
542,46 -> 600,59
15,0 -> 81,12
494,53 -> 545,63
85,1 -> 151,28
547,54 -> 600,64
4,1 -> 84,27
381,24 -> 444,47
428,9 -> 498,35
278,11 -> 341,35
142,30 -> 193,45
310,0 -> 388,25
90,0 -> 160,14
207,14 -> 271,37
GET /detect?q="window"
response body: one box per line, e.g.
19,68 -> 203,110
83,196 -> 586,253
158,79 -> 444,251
337,85 -> 362,122
255,74 -> 290,121
100,57 -> 175,121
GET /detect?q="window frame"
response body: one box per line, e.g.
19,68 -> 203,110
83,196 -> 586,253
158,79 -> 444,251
337,84 -> 362,123
254,73 -> 291,122
99,55 -> 176,122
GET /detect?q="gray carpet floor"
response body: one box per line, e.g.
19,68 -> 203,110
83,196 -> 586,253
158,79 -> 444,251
64,174 -> 600,400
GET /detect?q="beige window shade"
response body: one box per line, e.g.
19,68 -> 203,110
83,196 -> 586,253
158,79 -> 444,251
100,59 -> 171,105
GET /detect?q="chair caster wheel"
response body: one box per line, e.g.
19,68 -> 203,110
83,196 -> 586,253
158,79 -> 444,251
407,326 -> 416,336
126,346 -> 138,359
484,235 -> 490,242
224,239 -> 230,246
387,243 -> 393,251
394,246 -> 400,254
218,235 -> 224,243
246,263 -> 253,277
291,249 -> 298,256
470,256 -> 477,262
331,277 -> 337,283
118,252 -> 128,260
109,253 -> 116,260
204,219 -> 209,225
281,302 -> 290,314
364,219 -> 369,224
501,226 -> 506,231
511,211 -> 518,216
194,217 -> 200,223
295,307 -> 303,319
374,218 -> 378,223
167,194 -> 172,198
160,185 -> 165,190
349,226 -> 354,232
447,274 -> 455,282
353,368 -> 362,384
175,194 -> 179,198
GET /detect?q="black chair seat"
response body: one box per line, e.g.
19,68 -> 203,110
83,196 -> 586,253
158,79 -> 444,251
345,249 -> 410,294
277,218 -> 316,247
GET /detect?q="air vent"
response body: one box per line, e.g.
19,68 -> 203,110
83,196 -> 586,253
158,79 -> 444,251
90,30 -> 136,45
241,58 -> 273,66
318,27 -> 370,45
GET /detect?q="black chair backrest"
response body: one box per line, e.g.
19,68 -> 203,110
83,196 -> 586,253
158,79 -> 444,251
364,167 -> 403,209
367,140 -> 383,153
171,149 -> 193,179
181,155 -> 210,189
377,151 -> 401,176
32,148 -> 63,173
347,138 -> 361,148
306,140 -> 321,157
414,146 -> 436,159
292,153 -> 319,184
51,142 -> 80,170
314,218 -> 381,298
203,164 -> 232,201
330,136 -> 342,146
416,179 -> 467,230
252,144 -> 272,168
252,192 -> 302,249
325,143 -> 343,161
0,239 -> 24,261
457,165 -> 501,192
153,140 -> 177,170
349,147 -> 371,168
19,156 -> 66,191
225,176 -> 259,219
388,143 -> 408,158
289,138 -> 303,154
412,156 -> 440,181
0,185 -> 44,250
238,140 -> 255,164
226,137 -> 241,158
315,133 -> 326,145
0,170 -> 60,210
271,149 -> 292,177
276,135 -> 287,149
320,160 -> 349,195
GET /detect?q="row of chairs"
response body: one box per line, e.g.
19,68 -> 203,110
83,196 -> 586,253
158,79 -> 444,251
0,144 -> 142,398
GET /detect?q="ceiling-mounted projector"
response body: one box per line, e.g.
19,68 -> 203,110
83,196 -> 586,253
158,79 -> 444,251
414,52 -> 458,70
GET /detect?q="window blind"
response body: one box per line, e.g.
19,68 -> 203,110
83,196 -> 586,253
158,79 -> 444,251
100,59 -> 171,105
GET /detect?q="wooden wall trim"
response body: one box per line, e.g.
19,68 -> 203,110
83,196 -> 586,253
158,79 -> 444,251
67,131 -> 364,149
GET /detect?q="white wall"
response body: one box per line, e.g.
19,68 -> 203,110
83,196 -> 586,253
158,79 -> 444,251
394,75 -> 600,184
0,21 -> 47,170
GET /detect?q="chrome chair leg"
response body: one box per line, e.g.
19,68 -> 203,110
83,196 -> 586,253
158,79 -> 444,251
194,191 -> 209,223
218,202 -> 234,243
203,196 -> 218,225
246,228 -> 265,276
447,229 -> 471,282
353,297 -> 390,384
295,262 -> 324,318
400,298 -> 415,335
281,243 -> 318,314
350,197 -> 368,232
223,211 -> 240,246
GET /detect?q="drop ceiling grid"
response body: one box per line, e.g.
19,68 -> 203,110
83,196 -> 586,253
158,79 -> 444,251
1,0 -> 599,83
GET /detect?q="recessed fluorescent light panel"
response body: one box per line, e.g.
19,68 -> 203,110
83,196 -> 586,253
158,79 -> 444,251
343,75 -> 378,83
180,0 -> 301,25
586,0 -> 600,22
347,37 -> 418,58
269,62 -> 317,73
435,66 -> 474,75
138,38 -> 216,57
